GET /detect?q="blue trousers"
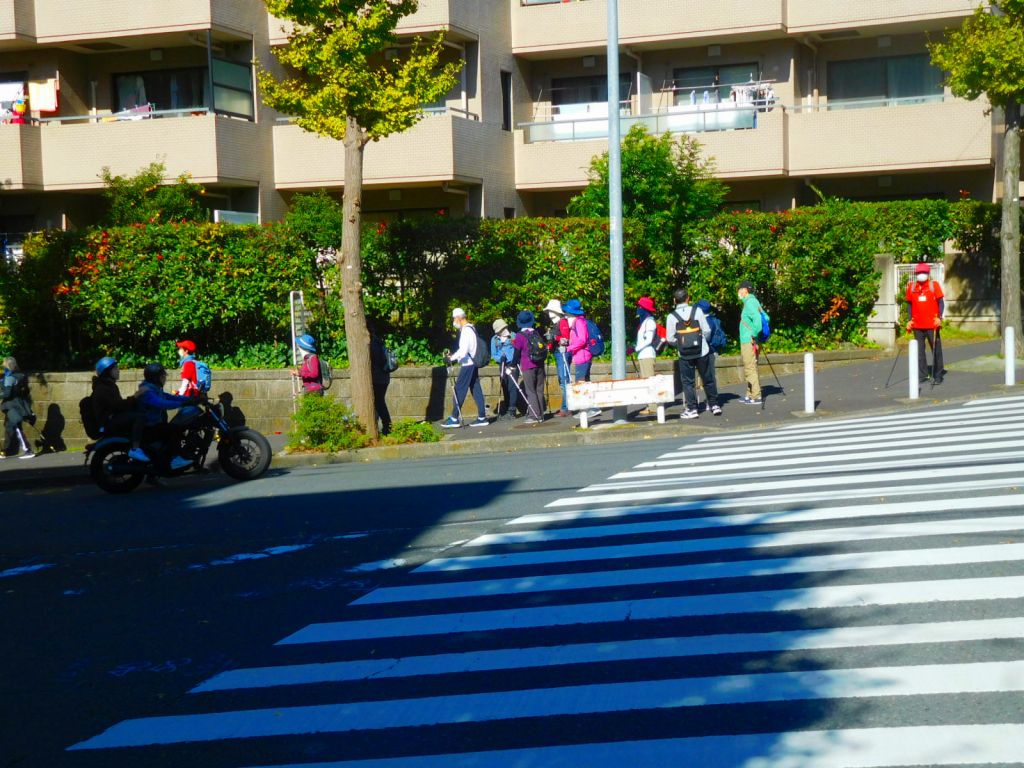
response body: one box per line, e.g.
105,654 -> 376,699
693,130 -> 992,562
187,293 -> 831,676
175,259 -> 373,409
451,364 -> 485,419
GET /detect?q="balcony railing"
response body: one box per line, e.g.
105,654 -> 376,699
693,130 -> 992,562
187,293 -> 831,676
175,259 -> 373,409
33,106 -> 211,126
789,94 -> 947,112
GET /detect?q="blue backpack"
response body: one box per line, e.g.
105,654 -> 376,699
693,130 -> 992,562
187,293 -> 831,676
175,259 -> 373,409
759,310 -> 771,342
707,314 -> 728,354
183,356 -> 212,392
586,319 -> 605,356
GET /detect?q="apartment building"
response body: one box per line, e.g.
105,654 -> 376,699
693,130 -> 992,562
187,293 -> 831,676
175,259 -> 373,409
0,0 -> 1010,250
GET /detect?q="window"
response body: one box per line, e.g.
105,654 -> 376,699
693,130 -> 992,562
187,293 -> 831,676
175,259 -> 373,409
827,54 -> 943,106
550,74 -> 631,107
500,70 -> 512,131
114,68 -> 207,112
211,57 -> 255,120
673,63 -> 758,105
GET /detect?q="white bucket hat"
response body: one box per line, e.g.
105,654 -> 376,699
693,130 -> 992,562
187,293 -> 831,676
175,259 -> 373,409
543,299 -> 563,316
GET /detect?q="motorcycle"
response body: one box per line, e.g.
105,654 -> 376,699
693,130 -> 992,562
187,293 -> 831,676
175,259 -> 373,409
86,400 -> 272,494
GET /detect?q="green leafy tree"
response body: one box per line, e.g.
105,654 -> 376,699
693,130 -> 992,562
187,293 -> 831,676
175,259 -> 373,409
259,0 -> 462,439
930,1 -> 1024,353
100,161 -> 207,226
567,125 -> 727,267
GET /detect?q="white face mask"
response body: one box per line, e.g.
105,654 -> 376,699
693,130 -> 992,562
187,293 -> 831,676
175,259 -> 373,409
500,330 -> 510,340
916,273 -> 929,283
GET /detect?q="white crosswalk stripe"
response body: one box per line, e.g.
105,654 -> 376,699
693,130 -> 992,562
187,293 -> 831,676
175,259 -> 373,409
70,397 -> 1024,765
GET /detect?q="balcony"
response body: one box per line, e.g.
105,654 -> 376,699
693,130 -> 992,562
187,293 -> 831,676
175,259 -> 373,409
273,111 -> 487,190
0,123 -> 42,190
512,0 -> 785,56
37,112 -> 260,190
787,98 -> 992,176
516,108 -> 786,189
786,0 -> 978,34
0,0 -> 34,44
31,0 -> 261,44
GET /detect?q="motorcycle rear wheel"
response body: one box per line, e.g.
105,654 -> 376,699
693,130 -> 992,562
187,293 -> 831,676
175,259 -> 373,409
90,444 -> 145,494
217,429 -> 272,481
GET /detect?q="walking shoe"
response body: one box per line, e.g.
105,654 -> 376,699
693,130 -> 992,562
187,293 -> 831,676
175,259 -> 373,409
523,417 -> 541,425
586,408 -> 602,419
440,416 -> 462,429
169,455 -> 192,471
680,408 -> 699,420
128,447 -> 152,463
739,396 -> 763,405
556,410 -> 570,417
711,404 -> 722,416
18,450 -> 35,460
472,416 -> 490,427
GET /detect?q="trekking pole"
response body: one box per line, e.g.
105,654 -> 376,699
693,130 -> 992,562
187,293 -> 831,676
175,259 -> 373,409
930,327 -> 942,391
884,325 -> 905,389
761,347 -> 785,394
629,351 -> 640,376
507,364 -> 541,421
498,359 -> 508,417
443,349 -> 462,425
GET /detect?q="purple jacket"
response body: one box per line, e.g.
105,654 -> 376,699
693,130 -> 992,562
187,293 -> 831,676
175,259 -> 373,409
566,316 -> 592,365
512,329 -> 541,371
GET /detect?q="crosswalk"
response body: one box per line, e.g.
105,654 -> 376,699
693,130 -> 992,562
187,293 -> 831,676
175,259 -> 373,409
70,396 -> 1024,766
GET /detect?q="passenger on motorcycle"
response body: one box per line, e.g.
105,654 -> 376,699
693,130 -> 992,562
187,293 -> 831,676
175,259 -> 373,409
135,362 -> 204,471
91,356 -> 149,463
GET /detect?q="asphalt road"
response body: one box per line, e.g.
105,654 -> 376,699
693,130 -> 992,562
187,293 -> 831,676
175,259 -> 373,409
4,397 -> 1024,767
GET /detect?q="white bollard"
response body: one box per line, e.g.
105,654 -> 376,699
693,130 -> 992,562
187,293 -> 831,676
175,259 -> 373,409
908,339 -> 919,399
1006,327 -> 1016,387
804,352 -> 815,414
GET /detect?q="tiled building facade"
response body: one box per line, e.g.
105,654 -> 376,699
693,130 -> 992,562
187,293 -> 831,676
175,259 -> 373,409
0,0 -> 1015,249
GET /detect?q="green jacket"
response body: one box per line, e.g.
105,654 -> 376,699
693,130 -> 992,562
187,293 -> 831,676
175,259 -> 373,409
739,294 -> 763,344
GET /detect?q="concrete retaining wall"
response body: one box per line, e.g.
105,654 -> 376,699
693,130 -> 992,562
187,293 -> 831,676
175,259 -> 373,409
20,349 -> 876,451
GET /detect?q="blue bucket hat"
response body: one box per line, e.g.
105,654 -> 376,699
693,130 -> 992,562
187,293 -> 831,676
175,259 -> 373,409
517,310 -> 536,328
563,299 -> 584,316
696,299 -> 711,314
295,334 -> 317,353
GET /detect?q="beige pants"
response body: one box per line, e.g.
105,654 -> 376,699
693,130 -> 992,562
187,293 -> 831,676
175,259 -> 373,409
741,342 -> 761,400
638,356 -> 657,411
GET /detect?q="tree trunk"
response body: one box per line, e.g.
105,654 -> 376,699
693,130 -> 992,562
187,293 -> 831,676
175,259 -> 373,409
1002,100 -> 1022,358
340,116 -> 379,440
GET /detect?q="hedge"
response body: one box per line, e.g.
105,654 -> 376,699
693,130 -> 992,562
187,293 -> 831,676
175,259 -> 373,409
0,199 -> 1007,369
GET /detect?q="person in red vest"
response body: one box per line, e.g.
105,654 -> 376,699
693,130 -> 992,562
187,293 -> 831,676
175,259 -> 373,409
906,261 -> 946,384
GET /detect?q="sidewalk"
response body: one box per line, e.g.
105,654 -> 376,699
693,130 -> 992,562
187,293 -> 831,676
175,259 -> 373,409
2,339 -> 1016,487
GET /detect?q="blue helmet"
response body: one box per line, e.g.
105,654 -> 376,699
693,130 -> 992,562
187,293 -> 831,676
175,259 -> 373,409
295,334 -> 317,352
95,356 -> 117,377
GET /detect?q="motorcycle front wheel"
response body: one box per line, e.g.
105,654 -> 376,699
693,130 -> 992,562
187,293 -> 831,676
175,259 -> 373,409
90,444 -> 145,494
217,429 -> 272,481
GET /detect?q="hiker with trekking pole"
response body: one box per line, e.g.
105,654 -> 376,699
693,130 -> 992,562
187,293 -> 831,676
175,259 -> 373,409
906,261 -> 946,387
490,318 -> 522,421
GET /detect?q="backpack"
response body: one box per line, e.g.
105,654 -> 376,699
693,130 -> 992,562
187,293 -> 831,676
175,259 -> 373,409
759,310 -> 771,342
585,319 -> 605,356
469,324 -> 489,368
319,358 -> 334,390
523,328 -> 549,364
384,347 -> 399,373
672,307 -> 703,360
707,314 -> 728,354
194,359 -> 212,393
79,395 -> 103,440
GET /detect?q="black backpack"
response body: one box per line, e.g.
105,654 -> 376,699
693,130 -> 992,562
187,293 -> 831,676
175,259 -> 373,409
468,324 -> 489,368
523,328 -> 549,364
672,307 -> 703,360
79,395 -> 103,440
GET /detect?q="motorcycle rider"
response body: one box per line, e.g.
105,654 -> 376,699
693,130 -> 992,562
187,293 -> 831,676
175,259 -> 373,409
91,356 -> 149,463
135,362 -> 203,471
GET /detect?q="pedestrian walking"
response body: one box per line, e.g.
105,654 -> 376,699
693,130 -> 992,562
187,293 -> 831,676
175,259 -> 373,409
175,340 -> 201,397
368,322 -> 393,435
1,356 -> 35,458
543,298 -> 571,417
490,317 -> 521,420
666,289 -> 720,419
563,299 -> 601,420
906,261 -> 946,384
633,296 -> 660,416
512,310 -> 547,424
291,334 -> 324,395
695,299 -> 727,411
737,280 -> 764,405
441,308 -> 489,428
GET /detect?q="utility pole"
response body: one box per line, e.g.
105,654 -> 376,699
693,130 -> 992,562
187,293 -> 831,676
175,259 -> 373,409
607,0 -> 627,422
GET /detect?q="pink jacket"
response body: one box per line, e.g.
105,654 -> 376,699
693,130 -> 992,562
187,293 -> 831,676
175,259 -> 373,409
567,315 -> 592,365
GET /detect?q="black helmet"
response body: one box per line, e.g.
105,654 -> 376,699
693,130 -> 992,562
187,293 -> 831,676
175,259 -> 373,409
142,362 -> 166,384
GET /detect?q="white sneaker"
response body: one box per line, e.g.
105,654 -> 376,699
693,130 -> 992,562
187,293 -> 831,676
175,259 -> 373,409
128,448 -> 152,463
19,451 -> 35,460
586,408 -> 602,419
680,409 -> 699,420
169,455 -> 192,471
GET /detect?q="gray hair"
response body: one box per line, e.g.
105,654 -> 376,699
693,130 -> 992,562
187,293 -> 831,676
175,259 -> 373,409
2,356 -> 17,372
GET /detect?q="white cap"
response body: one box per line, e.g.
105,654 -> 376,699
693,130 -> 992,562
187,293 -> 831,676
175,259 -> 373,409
452,307 -> 466,319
